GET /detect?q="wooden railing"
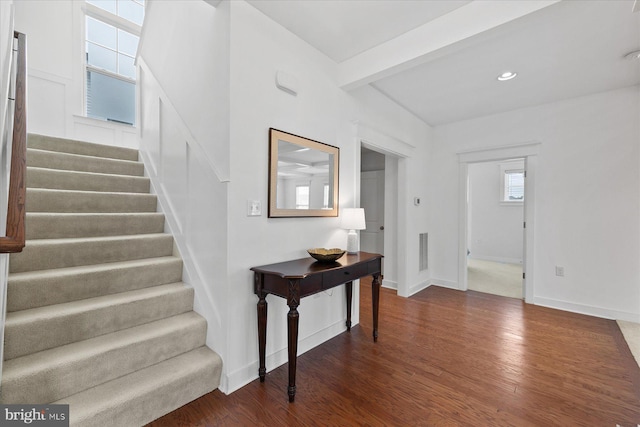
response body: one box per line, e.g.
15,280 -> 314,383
0,31 -> 26,253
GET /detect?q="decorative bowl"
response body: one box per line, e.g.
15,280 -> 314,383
307,248 -> 345,263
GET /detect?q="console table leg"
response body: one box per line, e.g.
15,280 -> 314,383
286,278 -> 301,402
371,273 -> 381,342
257,291 -> 267,382
345,281 -> 353,330
287,304 -> 299,402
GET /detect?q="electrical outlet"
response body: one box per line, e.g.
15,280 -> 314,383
247,200 -> 261,216
555,266 -> 564,277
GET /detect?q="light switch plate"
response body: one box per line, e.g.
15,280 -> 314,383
247,200 -> 262,216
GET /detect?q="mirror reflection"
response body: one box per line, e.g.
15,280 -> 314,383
268,129 -> 339,217
276,140 -> 335,210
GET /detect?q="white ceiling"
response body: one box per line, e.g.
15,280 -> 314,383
247,0 -> 640,126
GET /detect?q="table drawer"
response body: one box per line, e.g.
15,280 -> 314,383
322,263 -> 369,289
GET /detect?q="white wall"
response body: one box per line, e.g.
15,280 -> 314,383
430,86 -> 640,322
468,159 -> 524,264
14,1 -> 137,148
140,0 -> 430,393
138,0 -> 229,180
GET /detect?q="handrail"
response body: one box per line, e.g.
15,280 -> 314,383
0,31 -> 27,253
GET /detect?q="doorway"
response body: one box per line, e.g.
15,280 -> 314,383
359,145 -> 400,290
457,142 -> 539,303
360,147 -> 385,256
466,159 -> 524,299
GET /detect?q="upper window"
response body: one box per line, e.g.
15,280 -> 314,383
85,0 -> 144,125
88,0 -> 144,25
500,160 -> 525,204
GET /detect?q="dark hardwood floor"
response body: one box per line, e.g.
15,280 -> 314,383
147,278 -> 640,426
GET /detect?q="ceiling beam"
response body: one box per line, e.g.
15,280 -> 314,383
337,0 -> 560,91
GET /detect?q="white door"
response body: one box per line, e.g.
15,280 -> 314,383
360,170 -> 384,255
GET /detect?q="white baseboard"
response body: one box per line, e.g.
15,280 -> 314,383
224,319 -> 348,394
533,297 -> 640,322
429,278 -> 459,290
469,255 -> 522,265
407,280 -> 430,296
382,279 -> 397,290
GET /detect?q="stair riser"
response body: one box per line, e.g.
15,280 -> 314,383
27,148 -> 144,176
9,235 -> 174,273
26,189 -> 157,213
8,258 -> 183,312
28,134 -> 138,161
58,348 -> 222,427
1,315 -> 207,404
4,286 -> 194,360
27,167 -> 150,193
25,213 -> 165,239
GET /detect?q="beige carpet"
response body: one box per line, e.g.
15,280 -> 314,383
467,258 -> 523,299
617,320 -> 640,368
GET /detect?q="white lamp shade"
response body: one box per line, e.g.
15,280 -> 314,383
341,208 -> 366,230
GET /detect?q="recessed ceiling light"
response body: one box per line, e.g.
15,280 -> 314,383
497,71 -> 517,81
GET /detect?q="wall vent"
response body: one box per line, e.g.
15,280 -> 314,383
419,233 -> 428,271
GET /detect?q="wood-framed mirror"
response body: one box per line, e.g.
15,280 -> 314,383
268,128 -> 339,218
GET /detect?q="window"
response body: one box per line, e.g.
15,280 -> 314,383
85,0 -> 144,125
499,160 -> 525,204
295,185 -> 310,209
504,170 -> 524,202
323,184 -> 329,209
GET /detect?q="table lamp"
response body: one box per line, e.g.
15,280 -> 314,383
341,208 -> 366,254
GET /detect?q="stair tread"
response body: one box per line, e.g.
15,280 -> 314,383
26,188 -> 158,214
4,283 -> 194,360
7,256 -> 183,312
2,311 -> 206,403
28,134 -> 139,161
25,212 -> 164,240
27,166 -> 148,180
26,187 -> 157,197
27,166 -> 150,193
6,283 -> 189,326
8,256 -> 181,281
54,347 -> 221,426
27,148 -> 144,176
9,233 -> 174,273
26,212 -> 164,218
19,232 -> 171,245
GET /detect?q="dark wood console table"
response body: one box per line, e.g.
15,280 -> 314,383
251,251 -> 383,402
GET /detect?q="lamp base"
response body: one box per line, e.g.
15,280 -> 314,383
346,230 -> 359,254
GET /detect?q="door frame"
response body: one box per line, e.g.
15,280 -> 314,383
457,142 -> 540,303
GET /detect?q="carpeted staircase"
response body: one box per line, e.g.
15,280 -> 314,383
1,134 -> 222,426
